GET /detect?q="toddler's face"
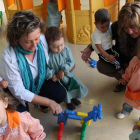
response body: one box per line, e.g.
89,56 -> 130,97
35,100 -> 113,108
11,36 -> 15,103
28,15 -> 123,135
49,37 -> 64,53
0,98 -> 8,127
95,21 -> 110,33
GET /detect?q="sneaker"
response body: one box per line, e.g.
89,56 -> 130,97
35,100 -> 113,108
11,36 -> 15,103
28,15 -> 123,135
114,83 -> 126,92
71,98 -> 81,106
117,113 -> 127,119
67,103 -> 76,110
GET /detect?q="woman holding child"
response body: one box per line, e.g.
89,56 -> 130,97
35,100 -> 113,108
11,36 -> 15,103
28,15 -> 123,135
0,10 -> 66,114
81,1 -> 140,92
81,1 -> 140,119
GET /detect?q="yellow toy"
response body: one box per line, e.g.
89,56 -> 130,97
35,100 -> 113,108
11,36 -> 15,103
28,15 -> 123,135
77,112 -> 91,126
3,0 -> 119,45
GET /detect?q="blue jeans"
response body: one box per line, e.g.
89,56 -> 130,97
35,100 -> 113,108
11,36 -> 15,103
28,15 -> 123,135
122,102 -> 133,116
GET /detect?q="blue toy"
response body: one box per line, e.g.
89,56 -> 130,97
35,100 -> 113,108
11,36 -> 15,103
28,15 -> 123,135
54,110 -> 82,126
54,104 -> 103,140
89,59 -> 97,68
84,104 -> 102,122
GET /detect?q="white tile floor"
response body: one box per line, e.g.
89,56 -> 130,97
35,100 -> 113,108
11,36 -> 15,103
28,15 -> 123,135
0,1 -> 139,140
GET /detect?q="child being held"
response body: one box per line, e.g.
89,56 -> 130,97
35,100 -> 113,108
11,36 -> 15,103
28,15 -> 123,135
91,9 -> 124,75
45,26 -> 88,110
0,88 -> 46,139
117,40 -> 140,119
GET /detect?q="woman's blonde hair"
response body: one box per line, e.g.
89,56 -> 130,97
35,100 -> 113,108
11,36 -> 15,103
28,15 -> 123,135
7,10 -> 45,48
0,88 -> 19,112
118,1 -> 140,38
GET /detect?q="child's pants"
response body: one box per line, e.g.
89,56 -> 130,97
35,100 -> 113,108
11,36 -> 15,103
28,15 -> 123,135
122,102 -> 133,115
98,48 -> 122,71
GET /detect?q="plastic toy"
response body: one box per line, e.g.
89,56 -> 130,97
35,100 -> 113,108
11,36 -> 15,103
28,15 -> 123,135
80,122 -> 88,140
3,0 -> 119,45
89,59 -> 97,68
54,104 -> 103,140
58,122 -> 64,140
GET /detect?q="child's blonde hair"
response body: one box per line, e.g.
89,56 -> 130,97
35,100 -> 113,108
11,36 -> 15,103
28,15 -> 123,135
0,88 -> 19,112
118,1 -> 140,38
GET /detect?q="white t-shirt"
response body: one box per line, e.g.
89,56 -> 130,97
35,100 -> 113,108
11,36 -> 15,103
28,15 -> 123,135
91,23 -> 112,54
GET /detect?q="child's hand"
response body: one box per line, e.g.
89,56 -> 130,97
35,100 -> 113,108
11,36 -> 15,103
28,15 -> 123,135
119,78 -> 127,85
107,55 -> 116,63
57,70 -> 64,79
52,74 -> 58,82
0,80 -> 9,88
133,124 -> 140,131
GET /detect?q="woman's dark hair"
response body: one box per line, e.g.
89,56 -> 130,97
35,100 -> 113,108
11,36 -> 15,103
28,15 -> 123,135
95,9 -> 110,24
45,26 -> 63,46
0,88 -> 19,112
7,10 -> 45,48
118,1 -> 140,38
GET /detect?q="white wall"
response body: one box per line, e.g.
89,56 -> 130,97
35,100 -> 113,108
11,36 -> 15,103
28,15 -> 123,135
0,0 -> 5,12
119,0 -> 126,10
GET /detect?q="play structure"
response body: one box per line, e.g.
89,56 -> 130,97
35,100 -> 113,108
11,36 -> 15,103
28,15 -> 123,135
3,0 -> 49,22
54,104 -> 103,140
3,0 -> 119,45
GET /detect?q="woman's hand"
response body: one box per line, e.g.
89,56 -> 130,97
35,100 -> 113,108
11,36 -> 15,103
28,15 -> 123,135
119,78 -> 127,85
57,70 -> 64,79
81,47 -> 92,63
32,95 -> 62,114
107,55 -> 116,63
52,74 -> 58,82
48,100 -> 62,114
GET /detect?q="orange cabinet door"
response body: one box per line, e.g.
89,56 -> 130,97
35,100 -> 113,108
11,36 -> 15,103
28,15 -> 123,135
104,0 -> 117,7
73,0 -> 81,10
20,0 -> 33,10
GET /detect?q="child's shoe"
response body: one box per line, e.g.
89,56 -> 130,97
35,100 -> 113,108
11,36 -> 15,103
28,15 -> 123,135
67,103 -> 76,110
117,112 -> 127,119
71,98 -> 81,106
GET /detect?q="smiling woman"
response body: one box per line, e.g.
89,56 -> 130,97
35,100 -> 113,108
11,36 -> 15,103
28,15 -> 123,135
18,29 -> 41,52
0,10 -> 66,114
